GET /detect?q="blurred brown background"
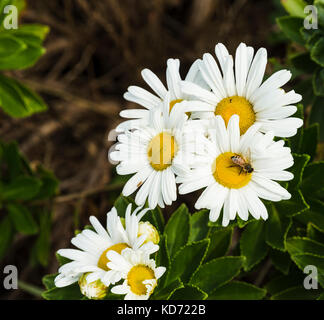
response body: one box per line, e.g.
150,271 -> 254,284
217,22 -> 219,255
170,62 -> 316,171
0,0 -> 280,299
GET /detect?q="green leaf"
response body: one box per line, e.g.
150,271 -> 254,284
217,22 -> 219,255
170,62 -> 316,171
311,38 -> 324,67
269,249 -> 291,275
166,239 -> 209,285
146,206 -> 164,234
309,97 -> 324,141
168,284 -> 208,300
190,256 -> 244,294
274,190 -> 309,218
296,198 -> 324,232
208,280 -> 266,300
276,16 -> 305,44
189,209 -> 209,242
42,283 -> 83,300
1,176 -> 41,200
151,279 -> 183,300
33,210 -> 51,266
155,235 -> 170,289
300,124 -> 319,161
315,0 -> 324,26
307,223 -> 324,243
0,74 -> 47,117
288,154 -> 310,190
281,0 -> 307,18
240,220 -> 268,271
204,228 -> 233,262
290,52 -> 318,73
164,204 -> 190,258
0,216 -> 14,259
156,235 -> 170,269
7,203 -> 38,235
113,195 -> 135,218
265,273 -> 305,295
56,253 -> 71,266
9,24 -> 50,41
294,80 -> 315,108
0,25 -> 48,70
0,34 -> 26,58
306,30 -> 324,50
42,274 -> 57,291
313,67 -> 324,97
290,253 -> 324,287
2,141 -> 24,180
271,286 -> 321,300
286,237 -> 324,257
266,203 -> 292,251
288,104 -> 304,154
300,27 -> 316,44
33,167 -> 59,200
301,161 -> 324,197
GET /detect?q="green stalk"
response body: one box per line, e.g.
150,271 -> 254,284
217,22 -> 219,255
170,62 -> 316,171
18,280 -> 44,298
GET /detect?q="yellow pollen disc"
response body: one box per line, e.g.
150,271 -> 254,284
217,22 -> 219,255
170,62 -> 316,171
169,98 -> 191,117
127,265 -> 156,296
97,243 -> 129,271
147,132 -> 178,171
215,96 -> 256,135
212,152 -> 252,189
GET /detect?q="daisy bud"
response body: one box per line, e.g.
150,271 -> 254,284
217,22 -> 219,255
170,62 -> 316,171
78,273 -> 108,300
138,221 -> 160,245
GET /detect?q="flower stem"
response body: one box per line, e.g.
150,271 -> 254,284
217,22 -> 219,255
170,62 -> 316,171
18,281 -> 44,298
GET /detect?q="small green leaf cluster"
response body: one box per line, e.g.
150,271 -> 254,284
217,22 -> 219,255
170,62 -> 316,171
0,140 -> 58,266
277,0 -> 324,140
0,0 -> 48,117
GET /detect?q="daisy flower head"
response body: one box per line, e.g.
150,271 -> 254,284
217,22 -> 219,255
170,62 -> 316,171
108,248 -> 166,300
116,58 -> 211,132
54,204 -> 159,289
181,42 -> 303,137
110,98 -> 202,209
177,114 -> 294,226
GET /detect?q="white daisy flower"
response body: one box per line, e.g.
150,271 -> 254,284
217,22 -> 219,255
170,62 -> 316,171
107,248 -> 166,300
54,204 -> 158,288
177,115 -> 294,226
116,58 -> 210,132
110,99 -> 200,209
181,42 -> 303,137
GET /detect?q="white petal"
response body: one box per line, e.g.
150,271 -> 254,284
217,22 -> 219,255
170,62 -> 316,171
141,68 -> 167,99
245,47 -> 267,99
227,114 -> 240,152
122,166 -> 153,196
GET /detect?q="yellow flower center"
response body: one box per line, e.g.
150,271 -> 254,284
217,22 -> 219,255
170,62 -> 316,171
127,264 -> 156,296
212,152 -> 252,189
147,132 -> 178,171
215,96 -> 255,135
97,243 -> 129,271
169,98 -> 191,117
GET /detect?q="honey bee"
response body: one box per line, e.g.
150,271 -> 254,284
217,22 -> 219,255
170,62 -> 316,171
229,150 -> 254,175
